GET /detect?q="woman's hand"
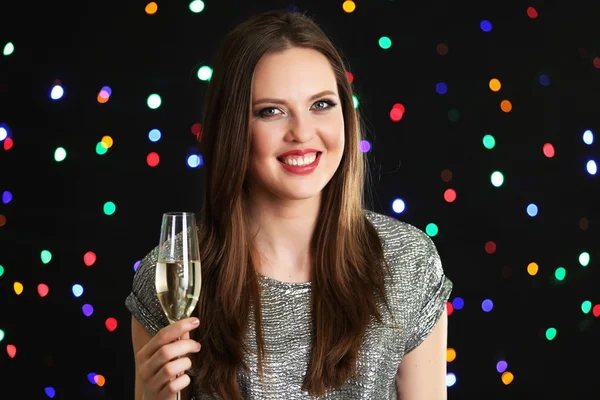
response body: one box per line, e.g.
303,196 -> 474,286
136,317 -> 201,400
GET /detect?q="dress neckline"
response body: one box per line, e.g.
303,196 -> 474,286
255,270 -> 312,289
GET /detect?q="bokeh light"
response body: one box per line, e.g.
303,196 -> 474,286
342,0 -> 356,13
147,94 -> 162,109
189,0 -> 205,13
197,66 -> 213,81
3,42 -> 15,56
378,36 -> 392,49
483,134 -> 496,149
103,202 -> 116,216
527,262 -> 539,276
392,198 -> 406,214
145,2 -> 158,15
582,129 -> 594,145
489,78 -> 501,91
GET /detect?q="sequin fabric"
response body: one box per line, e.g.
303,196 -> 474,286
125,210 -> 453,399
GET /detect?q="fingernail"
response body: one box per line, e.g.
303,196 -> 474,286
191,318 -> 200,326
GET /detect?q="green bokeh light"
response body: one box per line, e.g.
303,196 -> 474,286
483,134 -> 496,149
545,327 -> 557,341
581,300 -> 592,314
378,36 -> 392,49
41,250 -> 52,264
425,223 -> 439,237
189,0 -> 205,13
104,201 -> 116,215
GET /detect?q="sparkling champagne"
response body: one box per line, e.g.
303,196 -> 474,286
156,260 -> 201,324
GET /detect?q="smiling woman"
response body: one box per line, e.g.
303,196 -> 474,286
126,8 -> 452,400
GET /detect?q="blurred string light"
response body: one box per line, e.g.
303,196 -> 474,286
191,123 -> 202,141
379,36 -> 392,49
545,327 -> 557,340
197,65 -> 213,81
41,250 -> 52,264
390,103 -> 404,122
527,7 -> 539,19
527,262 -> 539,276
497,360 -> 508,373
436,82 -> 448,94
45,387 -> 56,398
586,160 -> 597,175
581,301 -> 592,314
482,299 -> 494,312
84,251 -> 97,266
352,94 -> 359,109
446,372 -> 457,387
189,0 -> 205,13
526,203 -> 538,217
489,78 -> 501,92
149,128 -> 161,142
72,284 -> 84,297
187,154 -> 203,168
447,348 -> 456,362
480,20 -> 492,32
539,74 -> 550,86
2,190 -> 12,204
83,304 -> 94,316
500,100 -> 512,112
97,86 -> 112,103
485,241 -> 497,254
543,143 -> 555,158
50,81 -> 64,100
3,42 -> 14,56
359,140 -> 371,153
38,284 -> 49,297
579,252 -> 590,267
145,2 -> 158,15
103,201 -> 116,215
14,282 -> 24,295
346,71 -> 354,83
444,188 -> 457,203
582,129 -> 594,145
483,134 -> 496,149
54,147 -> 67,162
342,0 -> 356,13
0,124 -> 8,141
502,371 -> 514,385
147,94 -> 161,109
392,198 -> 406,214
147,152 -> 160,167
425,223 -> 439,237
490,171 -> 504,187
452,297 -> 464,310
555,267 -> 566,281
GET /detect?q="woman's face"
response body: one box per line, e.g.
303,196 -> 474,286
246,47 -> 345,203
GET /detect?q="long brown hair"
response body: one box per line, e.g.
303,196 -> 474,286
191,9 -> 394,398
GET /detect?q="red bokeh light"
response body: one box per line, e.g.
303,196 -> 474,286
147,152 -> 160,167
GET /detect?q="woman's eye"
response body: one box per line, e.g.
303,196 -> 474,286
259,107 -> 281,117
313,100 -> 337,110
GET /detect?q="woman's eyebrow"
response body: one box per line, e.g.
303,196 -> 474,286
252,90 -> 337,106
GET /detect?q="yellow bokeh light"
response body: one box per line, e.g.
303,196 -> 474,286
95,374 -> 106,387
500,100 -> 512,112
101,136 -> 114,149
14,282 -> 24,295
446,348 -> 456,362
145,2 -> 158,15
527,262 -> 539,276
342,0 -> 356,13
501,371 -> 514,385
489,78 -> 501,92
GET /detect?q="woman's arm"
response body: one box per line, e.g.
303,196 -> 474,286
395,311 -> 448,399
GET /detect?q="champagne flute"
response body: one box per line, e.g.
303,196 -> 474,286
155,212 -> 202,399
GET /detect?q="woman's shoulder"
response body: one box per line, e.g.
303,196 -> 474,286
363,209 -> 435,258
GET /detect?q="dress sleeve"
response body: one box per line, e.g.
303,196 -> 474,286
125,245 -> 170,336
404,234 -> 453,354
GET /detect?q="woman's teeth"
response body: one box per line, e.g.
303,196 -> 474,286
279,153 -> 318,166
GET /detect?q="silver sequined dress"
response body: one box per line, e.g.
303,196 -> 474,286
125,210 -> 453,399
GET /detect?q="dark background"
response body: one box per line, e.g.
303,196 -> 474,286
0,0 -> 599,398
